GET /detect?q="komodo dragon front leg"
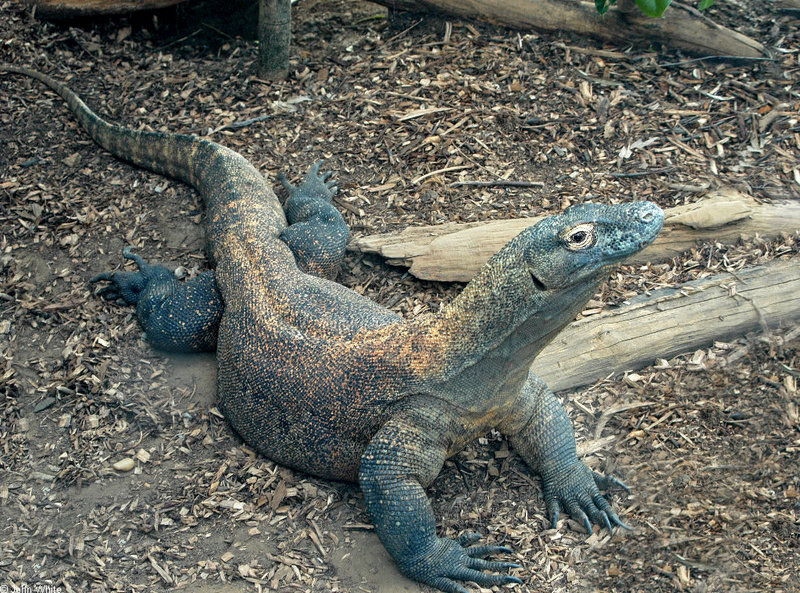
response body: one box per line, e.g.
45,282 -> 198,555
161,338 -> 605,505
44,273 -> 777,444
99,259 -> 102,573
499,371 -> 630,533
90,161 -> 344,352
359,399 -> 524,593
359,375 -> 630,592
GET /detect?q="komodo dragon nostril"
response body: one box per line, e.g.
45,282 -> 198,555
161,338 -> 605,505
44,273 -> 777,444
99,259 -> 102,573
639,203 -> 663,223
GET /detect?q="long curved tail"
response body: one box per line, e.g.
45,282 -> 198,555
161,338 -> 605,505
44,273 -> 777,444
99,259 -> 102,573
2,65 -> 289,257
2,65 -> 206,186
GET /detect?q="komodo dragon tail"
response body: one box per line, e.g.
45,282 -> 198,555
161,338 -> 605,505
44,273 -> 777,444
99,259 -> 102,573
3,65 -> 206,186
3,65 -> 289,252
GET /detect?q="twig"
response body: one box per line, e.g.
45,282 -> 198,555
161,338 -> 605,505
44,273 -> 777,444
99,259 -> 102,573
657,55 -> 777,68
551,41 -> 628,60
450,180 -> 545,189
384,19 -> 423,46
201,22 -> 235,41
355,14 -> 387,25
671,1 -> 720,29
210,114 -> 274,134
157,29 -> 202,51
411,165 -> 471,185
608,167 -> 677,178
594,401 -> 657,440
147,553 -> 174,585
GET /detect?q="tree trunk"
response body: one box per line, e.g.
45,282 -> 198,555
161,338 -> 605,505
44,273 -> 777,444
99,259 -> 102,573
351,188 -> 800,282
367,0 -> 764,58
533,258 -> 800,392
258,0 -> 291,80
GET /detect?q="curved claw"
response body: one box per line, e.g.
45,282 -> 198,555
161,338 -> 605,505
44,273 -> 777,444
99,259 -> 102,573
594,471 -> 630,492
89,271 -> 115,284
466,557 -> 521,571
464,545 -> 514,558
598,510 -> 613,533
564,501 -> 593,534
94,284 -> 122,301
455,532 -> 482,547
547,499 -> 560,529
122,246 -> 148,271
309,158 -> 324,174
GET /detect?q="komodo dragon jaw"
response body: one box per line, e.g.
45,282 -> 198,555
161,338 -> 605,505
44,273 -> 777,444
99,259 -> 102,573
4,65 -> 666,593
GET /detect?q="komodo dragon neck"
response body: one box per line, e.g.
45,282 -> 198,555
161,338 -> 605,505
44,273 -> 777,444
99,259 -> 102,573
398,230 -> 604,403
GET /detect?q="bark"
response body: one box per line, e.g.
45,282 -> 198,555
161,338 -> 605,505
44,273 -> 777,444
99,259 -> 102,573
258,0 -> 291,80
351,188 -> 800,282
533,258 -> 800,392
368,0 -> 764,58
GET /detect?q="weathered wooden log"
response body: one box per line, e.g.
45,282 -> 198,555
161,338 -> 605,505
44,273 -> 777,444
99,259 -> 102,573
352,188 -> 800,282
371,0 -> 764,58
534,257 -> 800,392
24,0 -> 188,17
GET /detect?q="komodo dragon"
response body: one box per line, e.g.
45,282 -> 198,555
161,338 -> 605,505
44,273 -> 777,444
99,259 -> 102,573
4,66 -> 664,593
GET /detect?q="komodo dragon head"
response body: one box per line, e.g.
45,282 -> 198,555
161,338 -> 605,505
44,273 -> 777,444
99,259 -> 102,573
520,201 -> 664,291
424,200 -> 665,385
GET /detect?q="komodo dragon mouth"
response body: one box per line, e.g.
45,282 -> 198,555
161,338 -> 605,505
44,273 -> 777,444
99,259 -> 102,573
528,269 -> 548,291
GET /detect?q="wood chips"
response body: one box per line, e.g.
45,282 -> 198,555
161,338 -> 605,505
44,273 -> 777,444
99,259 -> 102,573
0,0 -> 798,591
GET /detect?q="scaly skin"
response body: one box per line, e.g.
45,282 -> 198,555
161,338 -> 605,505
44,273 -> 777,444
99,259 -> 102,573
4,65 -> 664,593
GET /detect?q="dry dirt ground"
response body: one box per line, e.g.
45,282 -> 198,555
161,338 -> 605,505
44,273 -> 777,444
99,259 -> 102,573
1,1 -> 799,592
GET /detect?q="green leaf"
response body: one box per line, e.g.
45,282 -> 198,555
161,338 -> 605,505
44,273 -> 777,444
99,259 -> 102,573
595,0 -> 616,15
698,0 -> 716,9
634,0 -> 673,17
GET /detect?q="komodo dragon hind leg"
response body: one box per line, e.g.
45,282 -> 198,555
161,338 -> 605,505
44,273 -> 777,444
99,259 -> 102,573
91,247 -> 222,353
278,160 -> 349,279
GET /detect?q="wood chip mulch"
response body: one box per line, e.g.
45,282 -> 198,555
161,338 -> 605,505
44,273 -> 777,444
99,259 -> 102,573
0,0 -> 798,591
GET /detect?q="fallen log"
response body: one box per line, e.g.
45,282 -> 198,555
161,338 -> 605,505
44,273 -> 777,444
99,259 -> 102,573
372,0 -> 764,58
533,257 -> 800,392
24,0 -> 188,16
352,188 -> 800,282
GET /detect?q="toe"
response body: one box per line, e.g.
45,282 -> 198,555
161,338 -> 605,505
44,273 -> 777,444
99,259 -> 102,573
455,533 -> 482,547
593,471 -> 630,492
466,557 -> 521,571
464,544 -> 513,558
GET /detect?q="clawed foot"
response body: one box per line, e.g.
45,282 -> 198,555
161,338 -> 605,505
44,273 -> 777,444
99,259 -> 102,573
90,247 -> 167,305
401,533 -> 522,593
279,159 -> 338,202
543,461 -> 631,534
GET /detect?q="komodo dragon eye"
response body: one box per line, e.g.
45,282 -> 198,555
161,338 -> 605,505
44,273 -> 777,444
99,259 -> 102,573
563,223 -> 595,250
